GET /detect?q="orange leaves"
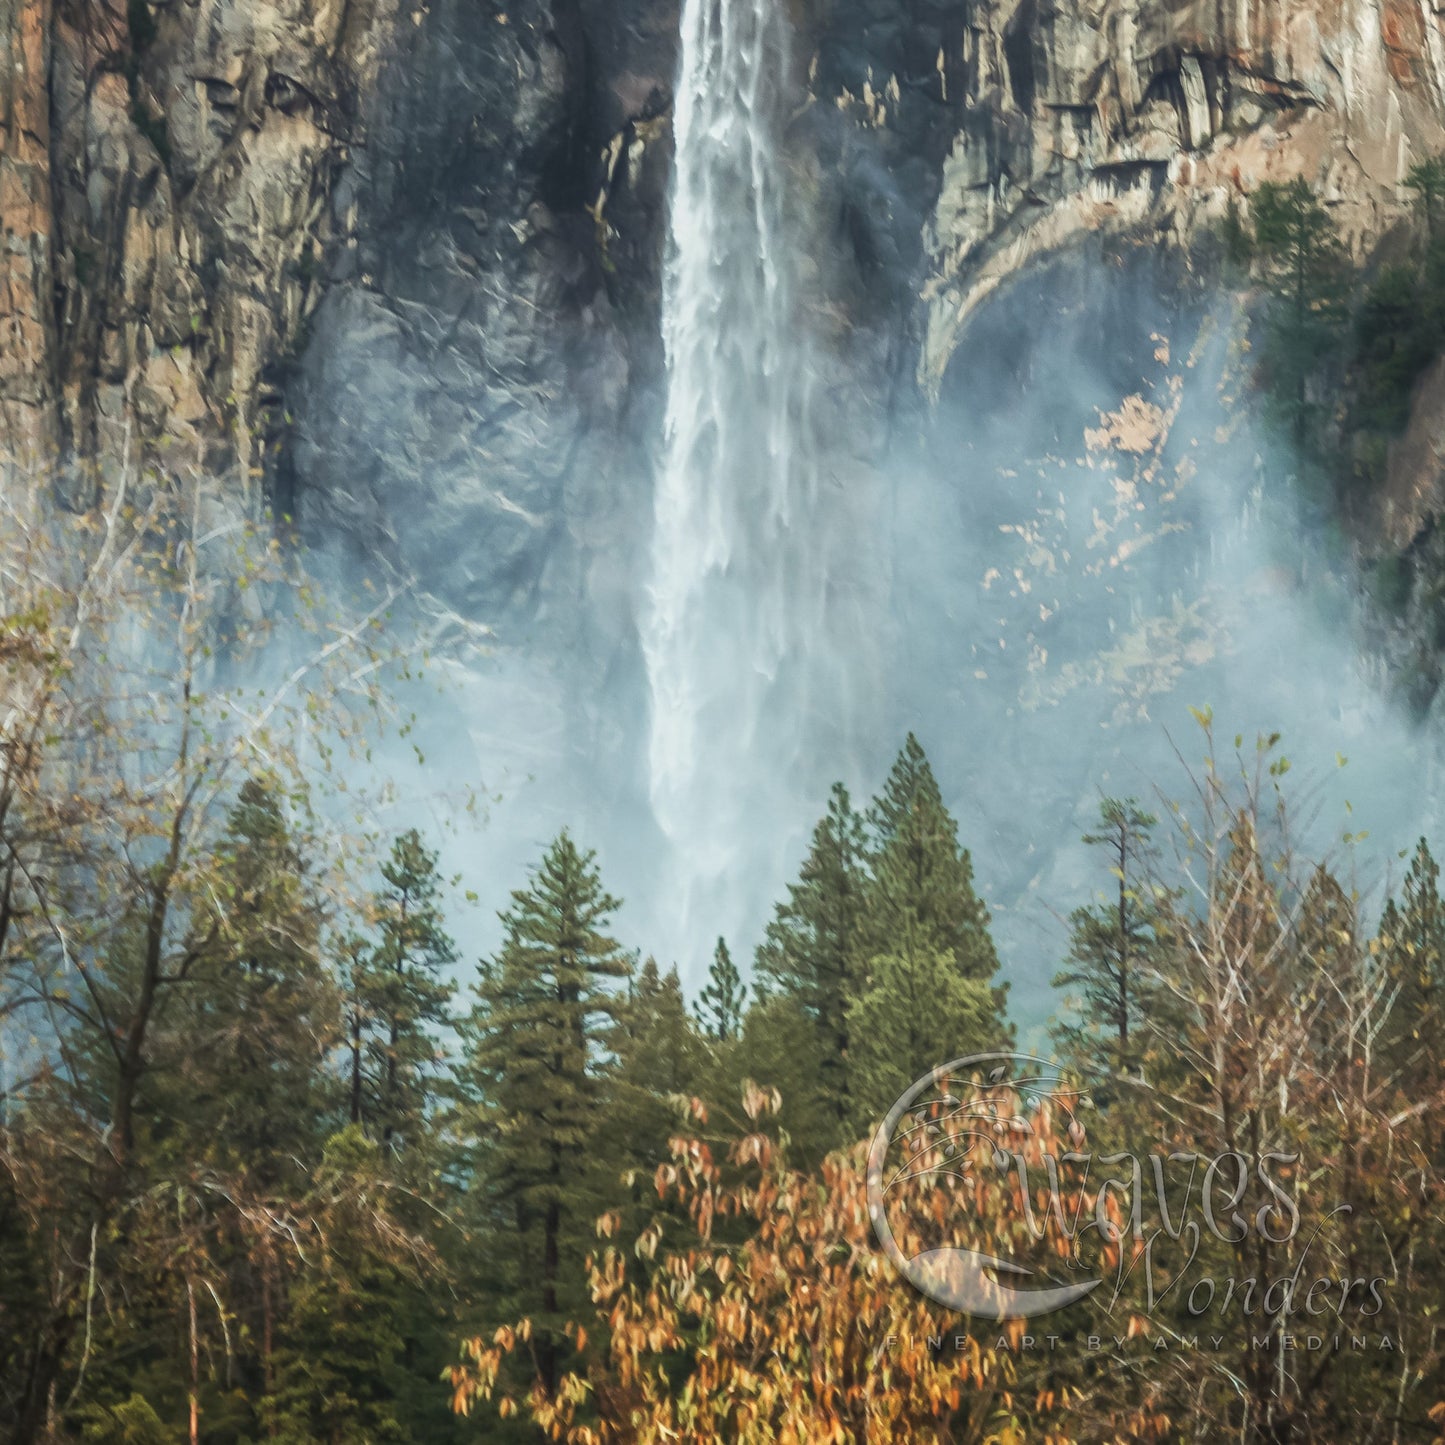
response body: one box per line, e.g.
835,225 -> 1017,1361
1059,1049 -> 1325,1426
452,1080 -> 1111,1442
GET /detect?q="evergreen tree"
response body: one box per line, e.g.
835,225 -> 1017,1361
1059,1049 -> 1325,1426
1051,798 -> 1166,1082
260,1130 -> 425,1445
458,832 -> 631,1395
863,737 -> 1004,1002
1355,155 -> 1445,438
1249,177 -> 1347,450
605,960 -> 709,1245
867,732 -> 934,847
845,939 -> 997,1132
695,937 -> 747,1042
1406,154 -> 1445,244
348,830 -> 457,1148
183,778 -> 338,1173
754,783 -> 868,1132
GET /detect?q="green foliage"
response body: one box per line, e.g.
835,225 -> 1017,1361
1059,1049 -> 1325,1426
845,943 -> 997,1128
348,830 -> 457,1147
695,936 -> 747,1041
1355,257 -> 1445,434
1051,798 -> 1169,1083
862,734 -> 1003,996
730,991 -> 836,1150
754,781 -> 869,1132
74,1394 -> 173,1445
1348,153 -> 1445,483
1406,155 -> 1445,242
1248,177 -> 1349,450
178,777 -> 339,1172
605,958 -> 709,1243
751,740 -> 1008,1143
457,831 -> 631,1393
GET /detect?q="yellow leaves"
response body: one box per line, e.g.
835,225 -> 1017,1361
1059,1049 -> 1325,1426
452,1108 -> 1108,1445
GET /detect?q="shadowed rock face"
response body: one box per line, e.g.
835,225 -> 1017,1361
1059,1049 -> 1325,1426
1,0 -> 678,536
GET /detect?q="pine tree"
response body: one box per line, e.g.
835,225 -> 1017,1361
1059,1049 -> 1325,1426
605,960 -> 709,1240
863,738 -> 1004,1001
696,937 -> 747,1042
1051,798 -> 1166,1083
754,783 -> 868,1132
260,1129 -> 425,1445
867,732 -> 934,847
458,832 -> 631,1395
349,830 -> 457,1148
1249,177 -> 1347,450
183,778 -> 338,1173
1406,155 -> 1445,244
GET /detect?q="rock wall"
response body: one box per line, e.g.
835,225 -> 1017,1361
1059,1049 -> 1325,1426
0,0 -> 676,526
6,0 -> 1445,606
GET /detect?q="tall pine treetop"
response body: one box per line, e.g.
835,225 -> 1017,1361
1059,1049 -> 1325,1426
865,738 -> 1000,987
460,831 -> 631,1394
868,732 -> 938,848
696,937 -> 747,1043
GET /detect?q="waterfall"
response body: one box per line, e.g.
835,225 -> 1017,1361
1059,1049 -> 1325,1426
641,0 -> 831,964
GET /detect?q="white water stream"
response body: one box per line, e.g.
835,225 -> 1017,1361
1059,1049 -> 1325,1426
642,0 -> 837,960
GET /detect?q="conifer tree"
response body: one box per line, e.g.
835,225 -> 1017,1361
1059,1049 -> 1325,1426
184,778 -> 338,1172
864,737 -> 1004,1000
867,732 -> 934,847
349,830 -> 457,1148
845,939 -> 997,1132
1249,177 -> 1346,449
1051,798 -> 1165,1082
458,832 -> 631,1395
695,937 -> 747,1042
754,783 -> 868,1130
1406,155 -> 1445,244
605,959 -> 709,1245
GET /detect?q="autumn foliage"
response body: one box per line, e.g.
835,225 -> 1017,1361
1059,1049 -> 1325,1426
450,1078 -> 1160,1444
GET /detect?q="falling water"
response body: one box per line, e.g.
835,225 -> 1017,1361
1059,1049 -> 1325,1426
641,0 -> 835,962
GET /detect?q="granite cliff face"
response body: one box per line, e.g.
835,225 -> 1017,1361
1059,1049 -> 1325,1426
2,0 -> 679,603
7,0 -> 1445,737
8,0 -> 1445,585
